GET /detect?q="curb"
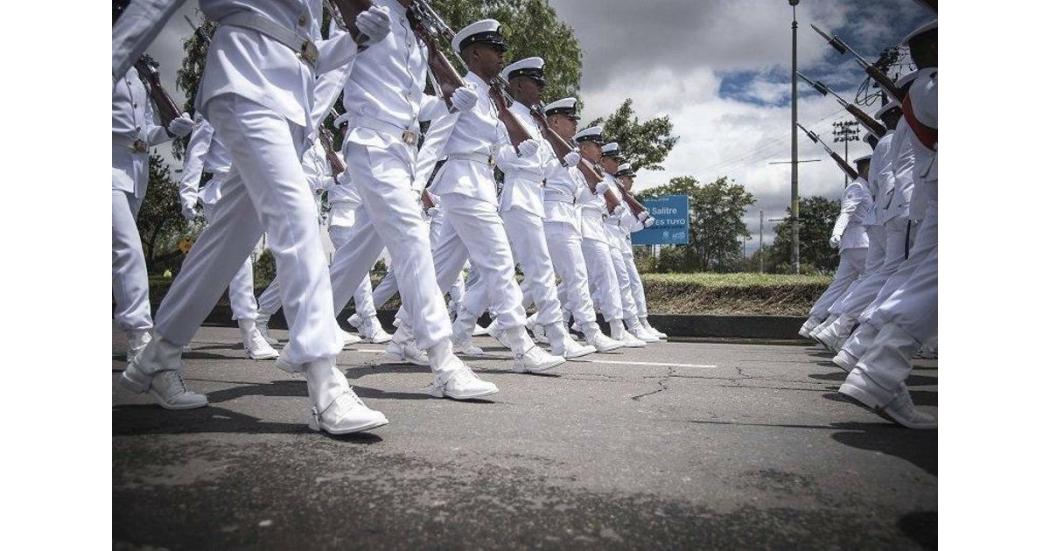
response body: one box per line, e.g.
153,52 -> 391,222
203,307 -> 808,342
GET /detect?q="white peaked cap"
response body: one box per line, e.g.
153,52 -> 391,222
902,19 -> 937,46
573,125 -> 603,143
452,19 -> 506,54
500,57 -> 545,83
544,97 -> 579,118
875,101 -> 901,118
601,142 -> 621,156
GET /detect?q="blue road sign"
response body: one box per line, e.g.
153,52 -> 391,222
630,195 -> 690,245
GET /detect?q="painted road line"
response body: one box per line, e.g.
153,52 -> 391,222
584,359 -> 718,369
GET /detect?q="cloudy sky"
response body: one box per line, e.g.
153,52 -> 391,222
142,0 -> 933,255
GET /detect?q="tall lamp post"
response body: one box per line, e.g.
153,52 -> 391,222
789,0 -> 800,274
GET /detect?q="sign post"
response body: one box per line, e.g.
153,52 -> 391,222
630,195 -> 690,246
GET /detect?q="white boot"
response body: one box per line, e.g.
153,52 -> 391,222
126,329 -> 152,363
426,341 -> 499,400
497,326 -> 566,374
255,314 -> 281,346
383,326 -> 429,366
582,322 -> 624,353
340,328 -> 362,348
239,319 -> 279,360
305,359 -> 387,434
525,314 -> 549,344
610,319 -> 646,348
839,369 -> 936,430
640,317 -> 668,340
451,312 -> 486,356
799,315 -> 822,339
810,315 -> 838,347
348,313 -> 393,344
120,336 -> 208,410
472,323 -> 488,337
832,349 -> 859,373
548,323 -> 595,359
627,317 -> 661,343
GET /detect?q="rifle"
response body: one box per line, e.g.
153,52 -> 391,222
796,71 -> 886,138
318,127 -> 346,176
797,123 -> 858,181
488,77 -> 533,151
616,181 -> 654,227
421,189 -> 436,210
133,55 -> 181,129
325,0 -> 377,46
407,0 -> 467,108
526,103 -> 621,213
810,24 -> 904,102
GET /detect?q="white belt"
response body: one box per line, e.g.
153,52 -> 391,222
504,168 -> 543,182
352,115 -> 420,145
447,152 -> 494,166
219,12 -> 318,69
544,190 -> 575,205
112,133 -> 148,153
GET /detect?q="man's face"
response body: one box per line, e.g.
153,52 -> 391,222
579,142 -> 601,163
622,175 -> 635,191
466,43 -> 506,80
600,156 -> 620,173
548,114 -> 578,141
510,76 -> 545,107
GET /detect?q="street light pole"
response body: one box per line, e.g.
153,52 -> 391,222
759,209 -> 765,274
789,0 -> 800,274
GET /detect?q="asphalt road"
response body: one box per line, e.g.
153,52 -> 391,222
113,325 -> 937,550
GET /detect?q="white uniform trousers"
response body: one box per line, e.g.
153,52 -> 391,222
202,202 -> 258,321
545,220 -> 598,325
581,237 -> 624,322
153,95 -> 343,369
112,189 -> 152,332
369,206 -> 454,311
854,195 -> 938,403
624,247 -> 649,319
328,222 -> 378,320
462,207 -> 565,327
858,218 -> 922,323
325,141 -> 451,350
607,237 -> 640,321
830,218 -> 909,320
829,225 -> 886,317
428,193 -> 527,332
807,247 -> 867,319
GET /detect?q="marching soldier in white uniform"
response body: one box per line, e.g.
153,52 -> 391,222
112,59 -> 193,362
615,162 -> 667,340
323,1 -> 503,397
811,103 -> 903,351
179,114 -> 279,360
122,0 -> 395,435
573,128 -> 646,347
453,57 -> 595,359
838,20 -> 938,429
422,19 -> 567,373
539,98 -> 624,353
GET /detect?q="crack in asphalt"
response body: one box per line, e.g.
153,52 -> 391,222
631,367 -> 676,401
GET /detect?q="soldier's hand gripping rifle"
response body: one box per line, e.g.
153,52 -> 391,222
325,0 -> 379,46
797,123 -> 858,181
615,180 -> 654,228
796,71 -> 886,138
406,0 -> 467,109
810,24 -> 905,103
526,103 -> 622,214
318,127 -> 347,177
133,55 -> 182,130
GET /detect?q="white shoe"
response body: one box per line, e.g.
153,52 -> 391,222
610,324 -> 646,348
798,315 -> 821,339
348,313 -> 393,344
472,324 -> 487,337
525,315 -> 550,344
628,322 -> 661,343
839,371 -> 936,430
453,339 -> 487,357
552,338 -> 596,359
341,329 -> 362,348
514,346 -> 566,374
832,350 -> 858,372
427,366 -> 499,400
120,338 -> 208,410
384,340 -> 429,366
245,329 -> 280,360
256,316 -> 281,346
485,322 -> 501,338
640,318 -> 668,340
307,388 -> 388,435
586,332 -> 624,353
125,330 -> 151,363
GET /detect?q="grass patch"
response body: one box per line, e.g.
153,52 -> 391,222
641,273 -> 831,316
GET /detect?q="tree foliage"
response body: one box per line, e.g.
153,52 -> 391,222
586,99 -> 679,172
138,153 -> 199,273
767,196 -> 840,274
639,176 -> 755,272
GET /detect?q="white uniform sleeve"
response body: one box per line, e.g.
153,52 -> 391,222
179,118 -> 214,205
143,96 -> 172,145
420,94 -> 450,123
314,27 -> 360,75
112,0 -> 188,84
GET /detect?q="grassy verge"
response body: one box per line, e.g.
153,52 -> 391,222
146,272 -> 830,318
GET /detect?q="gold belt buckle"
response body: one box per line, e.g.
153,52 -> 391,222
132,139 -> 148,153
402,131 -> 417,145
299,40 -> 318,67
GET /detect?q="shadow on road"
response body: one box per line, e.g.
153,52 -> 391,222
898,510 -> 937,550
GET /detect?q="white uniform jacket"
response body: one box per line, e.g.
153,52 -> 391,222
544,163 -> 586,234
112,66 -> 171,197
832,178 -> 874,250
495,101 -> 559,218
866,130 -> 894,226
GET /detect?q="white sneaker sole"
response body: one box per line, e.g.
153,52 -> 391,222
428,385 -> 499,400
839,383 -> 935,430
247,350 -> 280,361
559,346 -> 596,359
383,350 -> 429,367
514,356 -> 566,374
309,416 -> 388,435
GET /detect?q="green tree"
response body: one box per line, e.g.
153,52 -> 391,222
586,98 -> 679,171
137,153 -> 199,273
639,176 -> 755,272
767,196 -> 840,274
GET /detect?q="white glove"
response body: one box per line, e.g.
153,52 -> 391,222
562,151 -> 580,168
181,203 -> 198,222
829,234 -> 841,248
518,139 -> 540,158
167,113 -> 193,138
612,203 -> 626,217
355,6 -> 391,47
640,212 -> 655,228
595,180 -> 611,195
450,86 -> 478,112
